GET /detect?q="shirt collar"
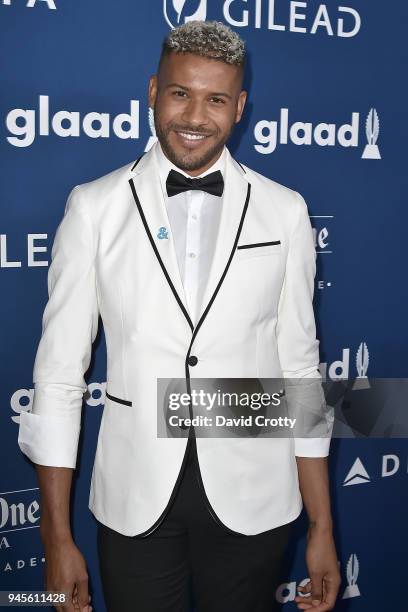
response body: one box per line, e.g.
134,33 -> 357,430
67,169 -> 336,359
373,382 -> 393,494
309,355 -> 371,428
154,139 -> 226,198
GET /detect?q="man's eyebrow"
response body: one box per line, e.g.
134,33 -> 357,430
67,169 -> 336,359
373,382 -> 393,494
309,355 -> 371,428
166,83 -> 232,99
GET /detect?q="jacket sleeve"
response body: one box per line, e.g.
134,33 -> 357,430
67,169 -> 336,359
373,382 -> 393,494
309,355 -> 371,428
276,190 -> 334,457
18,185 -> 99,468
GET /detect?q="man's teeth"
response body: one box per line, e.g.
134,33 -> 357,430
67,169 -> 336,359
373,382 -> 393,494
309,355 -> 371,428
178,132 -> 207,140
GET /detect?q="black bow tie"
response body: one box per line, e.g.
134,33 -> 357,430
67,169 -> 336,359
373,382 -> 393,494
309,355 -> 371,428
166,169 -> 224,198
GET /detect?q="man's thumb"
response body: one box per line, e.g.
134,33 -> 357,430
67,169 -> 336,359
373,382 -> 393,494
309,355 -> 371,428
311,575 -> 323,606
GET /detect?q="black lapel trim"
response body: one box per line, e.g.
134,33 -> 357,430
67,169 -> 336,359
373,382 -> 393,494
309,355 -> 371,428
181,184 -> 252,537
189,182 -> 251,344
105,391 -> 132,406
130,153 -> 145,172
129,430 -> 195,538
236,160 -> 246,173
125,178 -> 252,539
128,178 -> 194,332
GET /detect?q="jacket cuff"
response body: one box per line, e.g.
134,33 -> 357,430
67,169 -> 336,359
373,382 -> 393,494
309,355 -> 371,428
294,437 -> 332,457
18,410 -> 80,468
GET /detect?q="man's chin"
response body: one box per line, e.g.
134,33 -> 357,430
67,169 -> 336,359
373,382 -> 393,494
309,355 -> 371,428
160,137 -> 224,172
173,152 -> 210,172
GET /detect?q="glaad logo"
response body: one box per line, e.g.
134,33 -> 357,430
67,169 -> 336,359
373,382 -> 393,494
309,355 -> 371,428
164,0 -> 206,29
276,553 -> 357,605
342,554 -> 360,599
254,108 -> 381,158
319,342 -> 370,380
343,457 -> 371,486
275,554 -> 360,604
5,95 -> 140,148
343,454 -> 403,487
11,382 -> 107,424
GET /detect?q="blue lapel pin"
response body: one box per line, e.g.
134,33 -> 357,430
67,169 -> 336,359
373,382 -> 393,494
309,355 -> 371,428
157,226 -> 169,240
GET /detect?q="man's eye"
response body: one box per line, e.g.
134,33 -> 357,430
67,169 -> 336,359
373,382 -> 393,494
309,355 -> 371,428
210,97 -> 224,104
173,90 -> 187,97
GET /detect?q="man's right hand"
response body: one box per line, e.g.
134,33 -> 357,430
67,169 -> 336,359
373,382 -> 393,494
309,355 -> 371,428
43,537 -> 92,612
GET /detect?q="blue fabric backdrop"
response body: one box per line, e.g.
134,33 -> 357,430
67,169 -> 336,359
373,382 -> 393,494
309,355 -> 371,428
1,1 -> 407,609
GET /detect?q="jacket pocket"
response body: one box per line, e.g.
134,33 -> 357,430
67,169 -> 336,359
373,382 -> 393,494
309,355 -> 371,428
237,240 -> 281,250
236,240 -> 281,260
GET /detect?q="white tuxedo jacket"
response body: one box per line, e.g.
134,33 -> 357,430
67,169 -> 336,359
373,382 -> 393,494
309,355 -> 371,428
18,141 -> 333,536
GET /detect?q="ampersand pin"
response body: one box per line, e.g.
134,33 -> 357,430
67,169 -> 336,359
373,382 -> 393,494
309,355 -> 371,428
157,227 -> 169,240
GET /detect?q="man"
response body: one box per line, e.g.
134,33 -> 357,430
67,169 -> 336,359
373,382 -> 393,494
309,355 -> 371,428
18,20 -> 340,612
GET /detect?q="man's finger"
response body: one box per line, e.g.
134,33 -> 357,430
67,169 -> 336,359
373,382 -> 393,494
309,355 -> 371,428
53,587 -> 76,612
295,581 -> 312,608
295,600 -> 332,612
295,589 -> 336,612
76,578 -> 90,612
72,584 -> 78,609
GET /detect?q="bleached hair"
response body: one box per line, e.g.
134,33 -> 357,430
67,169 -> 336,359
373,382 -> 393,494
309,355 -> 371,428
160,20 -> 246,67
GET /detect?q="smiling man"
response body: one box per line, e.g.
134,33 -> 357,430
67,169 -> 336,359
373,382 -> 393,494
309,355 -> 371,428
18,19 -> 340,612
151,37 -> 246,174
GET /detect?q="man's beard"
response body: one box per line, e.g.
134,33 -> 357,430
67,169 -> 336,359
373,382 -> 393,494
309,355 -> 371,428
154,112 -> 231,172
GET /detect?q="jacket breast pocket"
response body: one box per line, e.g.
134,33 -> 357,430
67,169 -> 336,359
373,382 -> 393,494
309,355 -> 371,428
235,240 -> 281,260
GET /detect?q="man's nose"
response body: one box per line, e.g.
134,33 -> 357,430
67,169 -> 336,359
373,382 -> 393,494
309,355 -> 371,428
181,99 -> 209,127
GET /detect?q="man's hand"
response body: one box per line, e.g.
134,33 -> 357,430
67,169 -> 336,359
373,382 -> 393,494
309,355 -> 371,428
43,536 -> 92,612
294,526 -> 341,610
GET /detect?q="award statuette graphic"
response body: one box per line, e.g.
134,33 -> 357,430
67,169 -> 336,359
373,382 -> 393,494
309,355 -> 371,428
353,341 -> 370,389
145,107 -> 158,152
361,107 -> 381,159
342,554 -> 361,599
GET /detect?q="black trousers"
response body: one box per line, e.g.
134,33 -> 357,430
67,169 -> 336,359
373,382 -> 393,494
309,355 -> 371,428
97,437 -> 294,612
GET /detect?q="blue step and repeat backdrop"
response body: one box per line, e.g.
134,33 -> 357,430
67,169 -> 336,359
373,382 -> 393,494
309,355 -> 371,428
1,1 -> 407,610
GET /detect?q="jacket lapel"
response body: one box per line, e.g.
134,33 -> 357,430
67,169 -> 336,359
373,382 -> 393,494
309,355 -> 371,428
127,143 -> 251,335
194,149 -> 251,331
128,145 -> 193,331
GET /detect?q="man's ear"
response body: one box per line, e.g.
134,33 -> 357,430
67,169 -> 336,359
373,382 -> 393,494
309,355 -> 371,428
235,90 -> 247,123
148,75 -> 158,108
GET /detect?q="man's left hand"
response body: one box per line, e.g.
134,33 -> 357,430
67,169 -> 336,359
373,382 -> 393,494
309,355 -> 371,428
294,526 -> 341,610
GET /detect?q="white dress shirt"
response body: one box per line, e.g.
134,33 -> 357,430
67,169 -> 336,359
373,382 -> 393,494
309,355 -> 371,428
155,141 -> 226,325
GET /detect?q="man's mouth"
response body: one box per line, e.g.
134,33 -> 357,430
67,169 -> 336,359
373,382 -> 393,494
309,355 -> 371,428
174,130 -> 211,144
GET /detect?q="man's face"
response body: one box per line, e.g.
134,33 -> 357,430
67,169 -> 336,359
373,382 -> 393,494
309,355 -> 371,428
148,52 -> 247,176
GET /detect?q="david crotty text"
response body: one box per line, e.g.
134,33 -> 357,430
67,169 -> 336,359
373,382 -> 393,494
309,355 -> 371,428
168,415 -> 297,429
